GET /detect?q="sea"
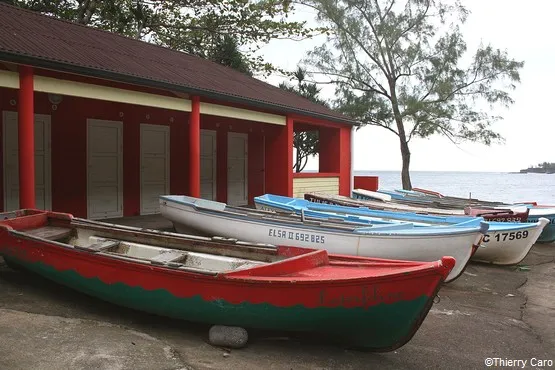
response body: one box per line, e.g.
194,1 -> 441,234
354,171 -> 555,206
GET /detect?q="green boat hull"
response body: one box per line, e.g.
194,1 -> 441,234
4,256 -> 435,350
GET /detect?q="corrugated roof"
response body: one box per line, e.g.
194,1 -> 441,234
0,3 -> 356,125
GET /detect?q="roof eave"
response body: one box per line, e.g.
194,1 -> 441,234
0,51 -> 358,126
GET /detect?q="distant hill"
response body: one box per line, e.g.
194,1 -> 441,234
520,162 -> 555,174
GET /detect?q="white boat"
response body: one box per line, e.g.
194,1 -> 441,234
254,194 -> 549,266
159,195 -> 489,283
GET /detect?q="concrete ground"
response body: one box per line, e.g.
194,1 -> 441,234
1,236 -> 554,369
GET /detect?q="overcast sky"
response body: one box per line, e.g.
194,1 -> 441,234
256,0 -> 555,172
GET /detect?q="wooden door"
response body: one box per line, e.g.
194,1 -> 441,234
87,119 -> 123,219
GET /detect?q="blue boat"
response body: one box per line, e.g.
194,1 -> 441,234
526,207 -> 555,243
254,194 -> 549,265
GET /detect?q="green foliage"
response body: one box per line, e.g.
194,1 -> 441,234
279,67 -> 329,172
300,0 -> 524,188
10,0 -> 323,74
208,35 -> 253,76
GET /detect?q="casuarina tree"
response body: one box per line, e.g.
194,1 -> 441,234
300,0 -> 524,189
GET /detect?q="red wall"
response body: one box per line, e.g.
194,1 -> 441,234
199,115 -> 266,205
0,73 -> 351,215
316,125 -> 351,196
0,87 -> 190,217
354,176 -> 379,191
264,118 -> 293,197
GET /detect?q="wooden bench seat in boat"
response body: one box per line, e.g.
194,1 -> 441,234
74,240 -> 120,252
149,250 -> 188,264
25,226 -> 73,241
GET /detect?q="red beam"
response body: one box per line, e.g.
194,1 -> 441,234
188,96 -> 200,198
290,114 -> 353,129
18,65 -> 35,209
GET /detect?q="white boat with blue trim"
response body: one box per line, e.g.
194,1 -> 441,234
254,194 -> 549,266
159,195 -> 489,282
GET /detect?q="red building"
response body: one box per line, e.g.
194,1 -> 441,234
0,4 -> 355,219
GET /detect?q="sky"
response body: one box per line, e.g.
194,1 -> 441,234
255,0 -> 555,172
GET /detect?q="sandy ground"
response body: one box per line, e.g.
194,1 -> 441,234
0,244 -> 554,370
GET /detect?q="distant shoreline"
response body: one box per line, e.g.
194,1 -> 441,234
298,169 -> 555,174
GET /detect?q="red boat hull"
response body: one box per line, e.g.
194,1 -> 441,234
0,209 -> 454,351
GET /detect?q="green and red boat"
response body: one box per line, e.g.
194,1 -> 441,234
0,209 -> 455,351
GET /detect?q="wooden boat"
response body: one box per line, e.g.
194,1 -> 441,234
255,194 -> 549,266
307,192 -> 555,244
0,209 -> 456,352
379,188 -> 510,208
411,187 -> 516,207
159,195 -> 489,283
308,191 -> 467,215
527,207 -> 555,243
371,189 -> 519,211
404,189 -> 555,243
464,206 -> 529,223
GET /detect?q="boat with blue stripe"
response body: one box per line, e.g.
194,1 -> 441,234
159,195 -> 489,283
254,194 -> 549,266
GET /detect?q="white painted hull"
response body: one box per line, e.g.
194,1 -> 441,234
472,219 -> 548,265
255,202 -> 549,265
257,202 -> 548,266
160,199 -> 483,282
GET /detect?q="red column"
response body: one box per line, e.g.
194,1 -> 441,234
264,116 -> 293,196
188,96 -> 201,198
285,116 -> 293,196
18,65 -> 35,209
338,126 -> 352,196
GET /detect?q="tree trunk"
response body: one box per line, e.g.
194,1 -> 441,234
387,79 -> 412,190
400,138 -> 412,190
294,147 -> 301,172
299,154 -> 308,172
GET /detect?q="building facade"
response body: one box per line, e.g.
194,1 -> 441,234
0,4 -> 355,219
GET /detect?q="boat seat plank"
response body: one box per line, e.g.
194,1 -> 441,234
150,250 -> 187,264
26,226 -> 73,241
75,240 -> 120,252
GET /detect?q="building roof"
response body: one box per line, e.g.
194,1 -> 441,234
0,3 -> 356,125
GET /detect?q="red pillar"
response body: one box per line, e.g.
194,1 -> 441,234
338,126 -> 352,196
188,96 -> 200,198
18,65 -> 35,209
286,116 -> 293,196
264,116 -> 293,196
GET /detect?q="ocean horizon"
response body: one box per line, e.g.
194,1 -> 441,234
350,170 -> 555,205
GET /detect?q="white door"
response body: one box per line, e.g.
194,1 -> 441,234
140,124 -> 170,215
87,119 -> 123,219
2,111 -> 51,211
200,129 -> 217,200
227,132 -> 248,206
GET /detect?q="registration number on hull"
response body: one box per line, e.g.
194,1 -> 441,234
268,228 -> 326,244
483,230 -> 529,243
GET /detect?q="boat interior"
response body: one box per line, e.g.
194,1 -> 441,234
161,195 -> 416,232
307,193 -> 466,216
0,210 -> 295,275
